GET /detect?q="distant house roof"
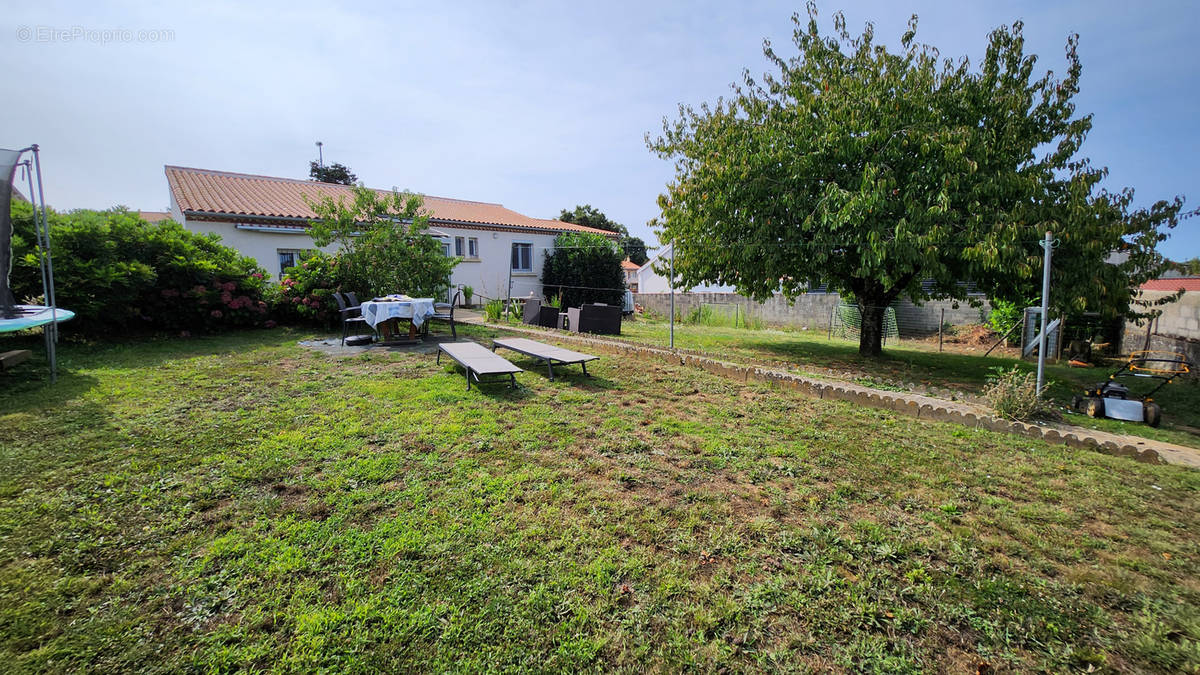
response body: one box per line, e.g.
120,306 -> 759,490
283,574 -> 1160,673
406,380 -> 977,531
1141,277 -> 1200,292
138,210 -> 170,223
164,165 -> 616,237
621,259 -> 641,271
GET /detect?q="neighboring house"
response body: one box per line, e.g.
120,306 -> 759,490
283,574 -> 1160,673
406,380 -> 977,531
633,241 -> 736,294
1140,277 -> 1200,293
621,259 -> 640,292
164,166 -> 616,302
138,210 -> 170,224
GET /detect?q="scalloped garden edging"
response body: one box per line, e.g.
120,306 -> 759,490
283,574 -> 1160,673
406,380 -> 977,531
473,320 -> 1200,470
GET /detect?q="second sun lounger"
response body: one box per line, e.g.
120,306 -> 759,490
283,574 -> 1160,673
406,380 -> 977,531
491,337 -> 598,381
437,341 -> 522,390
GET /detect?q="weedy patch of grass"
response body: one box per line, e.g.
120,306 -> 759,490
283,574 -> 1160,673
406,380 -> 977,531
620,318 -> 1200,448
1,327 -> 1198,672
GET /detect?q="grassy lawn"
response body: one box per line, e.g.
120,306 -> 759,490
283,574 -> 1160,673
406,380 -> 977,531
619,318 -> 1200,449
2,328 -> 1199,672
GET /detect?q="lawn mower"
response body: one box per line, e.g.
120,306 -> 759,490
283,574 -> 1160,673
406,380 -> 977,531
1070,351 -> 1192,427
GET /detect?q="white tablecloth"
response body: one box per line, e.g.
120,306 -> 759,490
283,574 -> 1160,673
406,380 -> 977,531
359,298 -> 437,329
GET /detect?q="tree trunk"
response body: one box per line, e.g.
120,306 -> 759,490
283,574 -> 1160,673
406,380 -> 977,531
857,303 -> 886,357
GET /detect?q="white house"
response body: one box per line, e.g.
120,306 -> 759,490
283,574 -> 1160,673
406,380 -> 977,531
164,166 -> 617,303
634,241 -> 735,294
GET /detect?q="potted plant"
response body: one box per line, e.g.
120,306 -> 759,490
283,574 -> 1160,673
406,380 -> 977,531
461,285 -> 473,307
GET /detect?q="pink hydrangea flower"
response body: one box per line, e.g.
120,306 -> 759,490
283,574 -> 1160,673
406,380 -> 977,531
210,309 -> 223,319
264,320 -> 277,328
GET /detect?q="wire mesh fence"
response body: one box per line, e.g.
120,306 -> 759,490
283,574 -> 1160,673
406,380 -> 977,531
828,304 -> 900,345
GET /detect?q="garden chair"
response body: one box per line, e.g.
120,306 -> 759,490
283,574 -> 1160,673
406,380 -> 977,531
424,291 -> 460,339
522,297 -> 560,328
522,298 -> 542,325
567,303 -> 622,335
333,292 -> 371,346
492,337 -> 597,380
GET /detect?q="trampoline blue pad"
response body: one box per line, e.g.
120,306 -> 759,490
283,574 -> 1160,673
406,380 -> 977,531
0,305 -> 75,333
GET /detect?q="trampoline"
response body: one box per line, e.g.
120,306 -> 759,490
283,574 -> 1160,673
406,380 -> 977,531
1,144 -> 70,381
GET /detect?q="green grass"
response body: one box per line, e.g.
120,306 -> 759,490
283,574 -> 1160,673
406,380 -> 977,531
620,318 -> 1200,448
2,328 -> 1199,672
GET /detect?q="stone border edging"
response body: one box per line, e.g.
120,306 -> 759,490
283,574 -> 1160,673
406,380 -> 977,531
470,320 -> 1199,469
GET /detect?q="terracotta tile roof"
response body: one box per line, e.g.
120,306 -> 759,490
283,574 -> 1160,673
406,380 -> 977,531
1141,277 -> 1200,292
621,259 -> 641,270
138,210 -> 170,223
164,166 -> 616,236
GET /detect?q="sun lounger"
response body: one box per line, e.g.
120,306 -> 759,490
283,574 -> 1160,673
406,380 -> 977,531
491,337 -> 597,381
437,341 -> 522,390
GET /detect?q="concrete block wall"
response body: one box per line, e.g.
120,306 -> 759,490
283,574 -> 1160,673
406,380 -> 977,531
1121,291 -> 1200,373
892,296 -> 990,335
633,291 -> 990,334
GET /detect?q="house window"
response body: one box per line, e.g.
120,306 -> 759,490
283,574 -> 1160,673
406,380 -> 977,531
439,239 -> 451,257
454,236 -> 465,257
511,242 -> 532,272
467,237 -> 478,258
278,249 -> 301,277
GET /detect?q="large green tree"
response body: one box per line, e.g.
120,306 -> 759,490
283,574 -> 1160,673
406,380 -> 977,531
304,187 -> 457,299
559,204 -> 649,265
648,5 -> 1186,355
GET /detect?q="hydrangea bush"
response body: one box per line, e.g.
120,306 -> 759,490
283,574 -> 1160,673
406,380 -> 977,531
9,204 -> 271,335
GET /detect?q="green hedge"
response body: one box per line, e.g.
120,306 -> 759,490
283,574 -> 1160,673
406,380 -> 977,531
541,231 -> 625,308
9,203 -> 271,335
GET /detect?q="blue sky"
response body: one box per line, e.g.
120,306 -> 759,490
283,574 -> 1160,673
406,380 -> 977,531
2,1 -> 1196,260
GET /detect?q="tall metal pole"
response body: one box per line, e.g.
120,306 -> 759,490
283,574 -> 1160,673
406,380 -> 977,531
669,240 -> 675,350
1036,230 -> 1053,397
315,141 -> 324,168
31,146 -> 59,383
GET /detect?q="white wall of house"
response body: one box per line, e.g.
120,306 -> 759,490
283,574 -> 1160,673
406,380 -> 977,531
173,196 -> 559,303
444,228 -> 558,304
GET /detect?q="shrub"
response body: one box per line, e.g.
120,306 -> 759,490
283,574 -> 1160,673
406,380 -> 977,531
461,285 -> 473,306
988,298 -> 1028,341
541,231 -> 624,308
983,366 -> 1058,421
266,252 -> 341,328
483,298 -> 504,323
9,204 -> 269,335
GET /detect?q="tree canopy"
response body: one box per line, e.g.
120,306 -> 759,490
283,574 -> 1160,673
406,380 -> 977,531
559,204 -> 648,265
648,4 -> 1187,355
309,161 -> 358,185
304,186 -> 457,299
541,231 -> 625,308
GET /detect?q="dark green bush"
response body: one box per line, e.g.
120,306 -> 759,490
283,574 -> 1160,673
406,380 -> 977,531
541,231 -> 625,308
9,203 -> 270,335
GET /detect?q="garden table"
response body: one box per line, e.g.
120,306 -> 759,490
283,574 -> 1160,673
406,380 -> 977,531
360,297 -> 436,344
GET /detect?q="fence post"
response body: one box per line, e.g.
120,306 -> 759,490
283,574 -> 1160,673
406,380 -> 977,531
669,241 -> 675,350
1036,231 -> 1055,396
938,307 -> 944,352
